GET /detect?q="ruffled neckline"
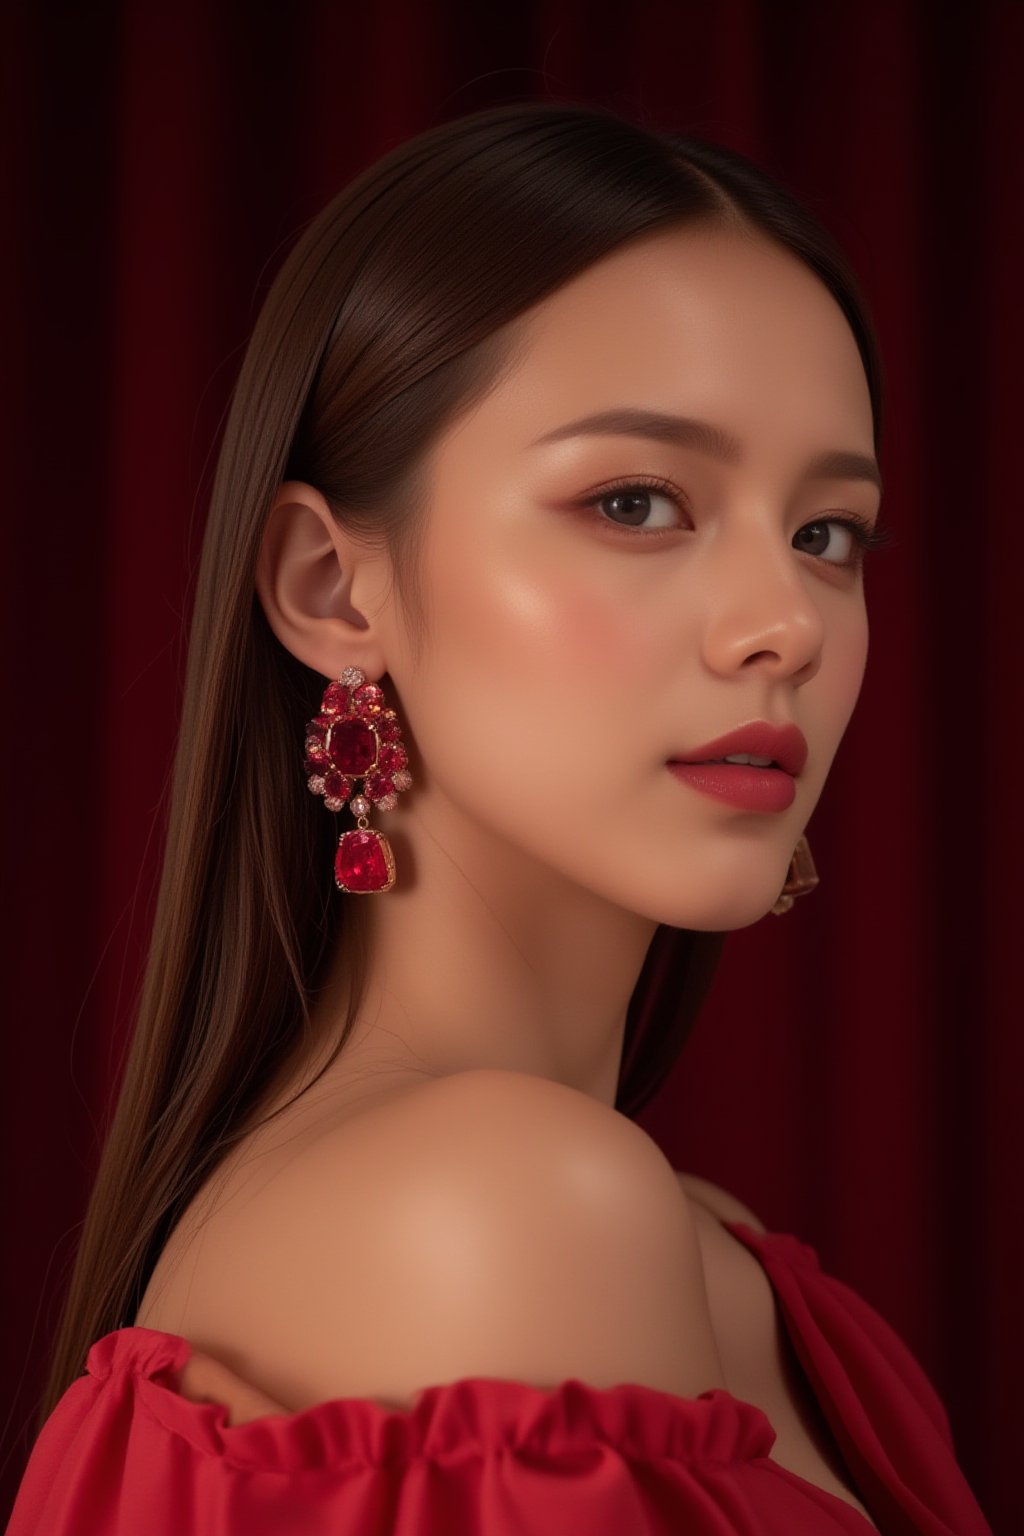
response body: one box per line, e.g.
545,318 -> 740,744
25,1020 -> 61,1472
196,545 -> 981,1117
66,1218 -> 993,1535
90,1328 -> 776,1475
89,1220 -> 789,1475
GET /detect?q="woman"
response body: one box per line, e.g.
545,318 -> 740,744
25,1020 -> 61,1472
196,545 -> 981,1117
8,102 -> 991,1533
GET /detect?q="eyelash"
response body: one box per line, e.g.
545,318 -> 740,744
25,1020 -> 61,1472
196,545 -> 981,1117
574,474 -> 895,567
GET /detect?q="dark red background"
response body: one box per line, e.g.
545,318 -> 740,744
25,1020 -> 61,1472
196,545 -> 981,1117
2,2 -> 1021,1530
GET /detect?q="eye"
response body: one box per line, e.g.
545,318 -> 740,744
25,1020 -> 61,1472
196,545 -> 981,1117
585,476 -> 686,535
795,519 -> 857,564
574,479 -> 892,568
794,514 -> 890,569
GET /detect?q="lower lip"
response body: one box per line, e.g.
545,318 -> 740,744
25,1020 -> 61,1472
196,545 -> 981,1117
667,762 -> 797,812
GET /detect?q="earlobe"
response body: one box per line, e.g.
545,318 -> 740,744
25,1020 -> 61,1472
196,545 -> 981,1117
255,481 -> 390,682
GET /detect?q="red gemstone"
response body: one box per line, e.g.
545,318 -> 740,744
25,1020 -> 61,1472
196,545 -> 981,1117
321,682 -> 350,715
335,830 -> 395,892
353,683 -> 384,712
378,713 -> 401,742
378,743 -> 407,774
328,718 -> 378,774
323,769 -> 352,800
303,756 -> 326,778
363,770 -> 393,801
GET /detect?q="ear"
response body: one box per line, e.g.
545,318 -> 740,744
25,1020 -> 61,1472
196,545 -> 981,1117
255,481 -> 393,683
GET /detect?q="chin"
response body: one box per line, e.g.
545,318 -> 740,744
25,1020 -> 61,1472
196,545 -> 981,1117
643,881 -> 789,933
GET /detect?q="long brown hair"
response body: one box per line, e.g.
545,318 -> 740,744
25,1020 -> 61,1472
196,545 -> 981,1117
40,101 -> 884,1423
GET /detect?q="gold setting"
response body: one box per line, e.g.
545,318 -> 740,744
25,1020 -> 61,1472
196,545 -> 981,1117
770,835 -> 819,916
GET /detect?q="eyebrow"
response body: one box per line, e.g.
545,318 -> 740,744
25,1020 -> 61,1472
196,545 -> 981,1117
531,408 -> 883,494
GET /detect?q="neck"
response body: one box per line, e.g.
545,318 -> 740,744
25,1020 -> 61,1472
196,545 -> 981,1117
305,792 -> 661,1112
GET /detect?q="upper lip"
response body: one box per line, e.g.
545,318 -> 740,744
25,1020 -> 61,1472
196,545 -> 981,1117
669,721 -> 808,777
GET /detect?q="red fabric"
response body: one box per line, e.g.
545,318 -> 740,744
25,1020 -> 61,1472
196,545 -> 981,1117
7,1222 -> 991,1536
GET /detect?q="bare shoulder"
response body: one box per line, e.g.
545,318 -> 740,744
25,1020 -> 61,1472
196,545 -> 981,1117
168,1068 -> 726,1413
674,1169 -> 768,1235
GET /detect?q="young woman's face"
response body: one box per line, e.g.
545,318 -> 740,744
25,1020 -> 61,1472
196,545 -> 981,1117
385,224 -> 877,930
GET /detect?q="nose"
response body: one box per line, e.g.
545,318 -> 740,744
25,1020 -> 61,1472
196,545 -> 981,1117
700,533 -> 826,684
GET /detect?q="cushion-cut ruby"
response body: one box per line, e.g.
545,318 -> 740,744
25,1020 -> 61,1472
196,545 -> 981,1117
335,830 -> 394,892
328,718 -> 378,775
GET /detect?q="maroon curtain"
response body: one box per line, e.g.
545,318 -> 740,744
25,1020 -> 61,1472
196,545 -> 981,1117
3,3 -> 1021,1530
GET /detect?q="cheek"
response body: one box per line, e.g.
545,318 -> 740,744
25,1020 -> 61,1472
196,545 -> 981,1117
439,542 -> 660,703
529,583 -> 657,680
407,521 -> 660,799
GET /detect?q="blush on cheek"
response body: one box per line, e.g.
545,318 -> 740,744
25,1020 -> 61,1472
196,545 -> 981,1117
539,589 -> 653,684
440,553 -> 634,670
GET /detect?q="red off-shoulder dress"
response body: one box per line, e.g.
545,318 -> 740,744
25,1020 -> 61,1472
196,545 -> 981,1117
7,1220 -> 992,1534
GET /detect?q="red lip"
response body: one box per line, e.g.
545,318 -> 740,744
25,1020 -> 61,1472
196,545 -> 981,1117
669,722 -> 808,778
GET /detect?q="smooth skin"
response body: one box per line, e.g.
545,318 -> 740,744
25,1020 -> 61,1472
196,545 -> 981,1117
253,221 -> 873,1113
138,223 -> 880,1526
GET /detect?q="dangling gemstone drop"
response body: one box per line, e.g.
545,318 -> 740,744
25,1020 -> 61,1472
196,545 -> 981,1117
335,830 -> 396,893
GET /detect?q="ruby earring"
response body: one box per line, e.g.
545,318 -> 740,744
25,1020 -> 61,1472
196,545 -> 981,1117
302,667 -> 413,893
769,835 -> 819,915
